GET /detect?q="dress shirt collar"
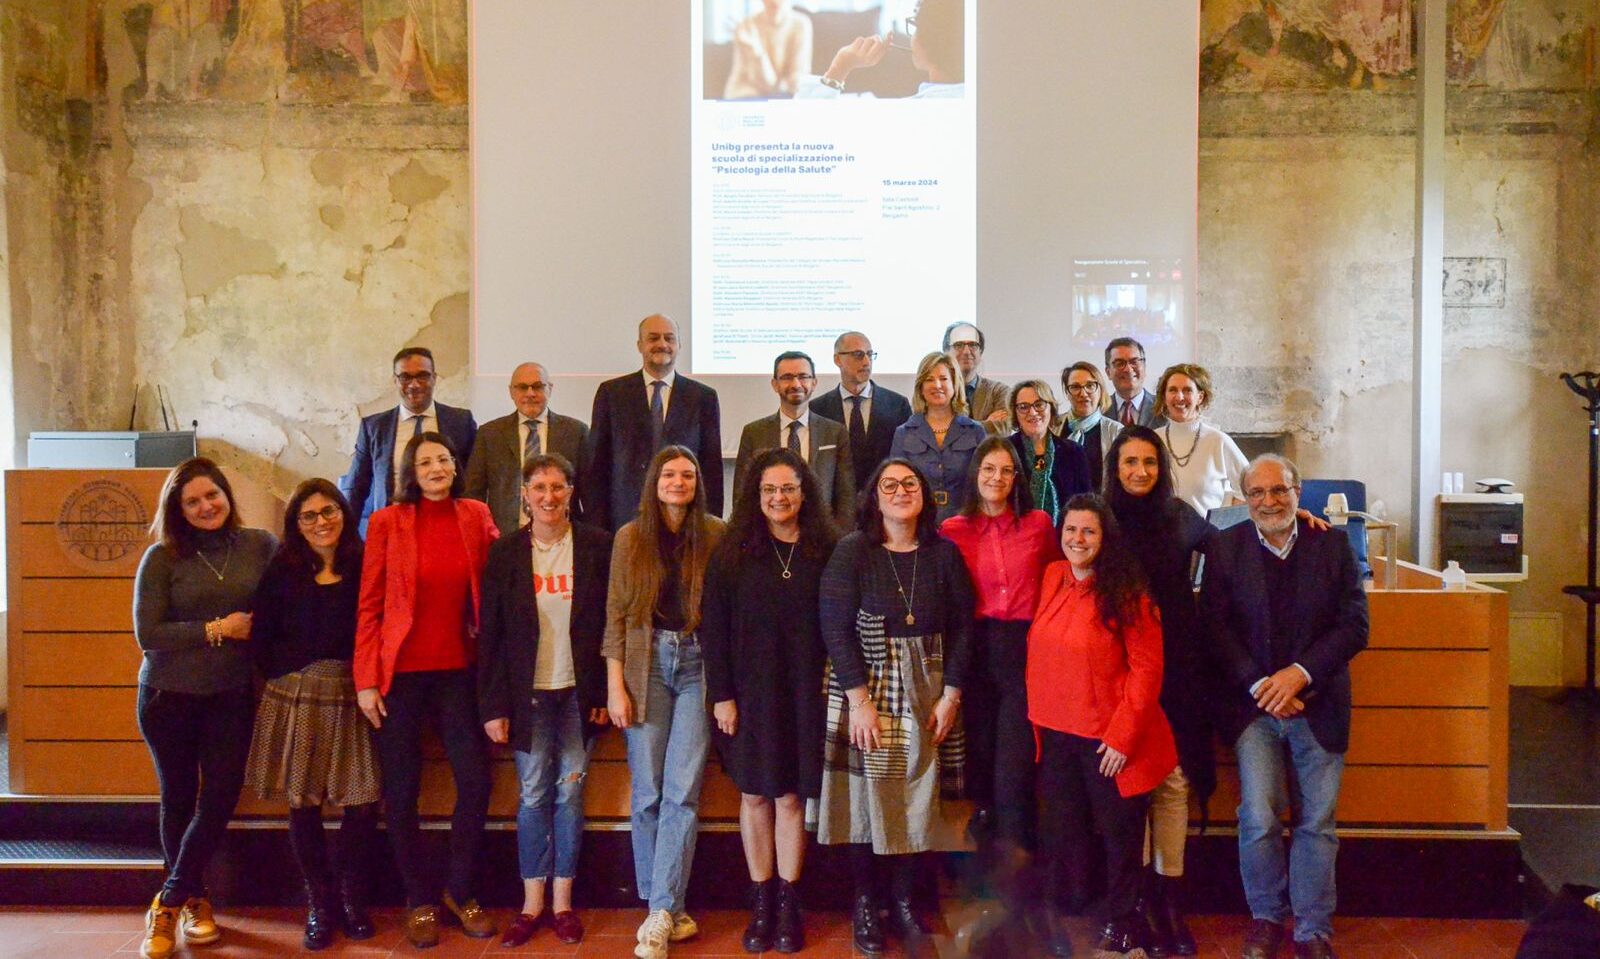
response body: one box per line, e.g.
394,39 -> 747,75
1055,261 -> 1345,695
1254,518 -> 1300,560
520,410 -> 549,429
841,380 -> 873,401
976,509 -> 1017,536
642,369 -> 677,391
779,407 -> 810,429
401,402 -> 437,423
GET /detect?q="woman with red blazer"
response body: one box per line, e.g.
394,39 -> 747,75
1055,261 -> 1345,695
1027,493 -> 1177,959
354,431 -> 500,950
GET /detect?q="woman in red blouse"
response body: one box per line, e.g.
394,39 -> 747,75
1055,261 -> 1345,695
1027,493 -> 1177,958
354,432 -> 500,950
940,436 -> 1056,855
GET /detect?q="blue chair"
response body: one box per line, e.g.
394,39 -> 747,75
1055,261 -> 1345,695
1300,479 -> 1371,577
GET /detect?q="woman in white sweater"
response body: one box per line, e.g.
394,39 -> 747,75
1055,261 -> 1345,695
1151,363 -> 1248,516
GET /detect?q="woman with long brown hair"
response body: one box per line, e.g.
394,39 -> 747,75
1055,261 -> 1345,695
1027,493 -> 1177,958
133,457 -> 277,959
603,445 -> 726,959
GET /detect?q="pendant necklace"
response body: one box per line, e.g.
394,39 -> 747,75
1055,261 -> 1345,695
773,536 -> 798,579
197,541 -> 233,582
1165,421 -> 1203,469
886,545 -> 919,626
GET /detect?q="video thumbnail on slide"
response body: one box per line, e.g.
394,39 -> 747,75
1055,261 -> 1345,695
691,0 -> 976,374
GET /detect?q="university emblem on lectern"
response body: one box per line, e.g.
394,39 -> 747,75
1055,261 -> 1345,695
56,480 -> 149,566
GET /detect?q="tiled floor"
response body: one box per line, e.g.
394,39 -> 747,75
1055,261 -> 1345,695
0,906 -> 1527,958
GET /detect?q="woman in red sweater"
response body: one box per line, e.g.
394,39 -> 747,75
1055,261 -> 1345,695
1027,493 -> 1177,958
354,432 -> 499,950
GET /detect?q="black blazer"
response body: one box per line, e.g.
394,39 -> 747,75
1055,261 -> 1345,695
477,522 -> 614,750
1008,431 -> 1093,508
339,403 -> 478,535
1200,521 -> 1369,754
810,382 -> 912,494
587,372 -> 724,531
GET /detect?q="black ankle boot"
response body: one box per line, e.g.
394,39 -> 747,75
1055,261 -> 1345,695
890,896 -> 930,939
852,893 -> 885,956
339,877 -> 374,941
773,878 -> 803,954
1140,870 -> 1176,956
1096,911 -> 1154,954
742,879 -> 776,953
303,883 -> 338,951
1158,875 -> 1196,955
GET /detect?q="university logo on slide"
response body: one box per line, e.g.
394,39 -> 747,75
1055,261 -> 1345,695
56,479 -> 150,567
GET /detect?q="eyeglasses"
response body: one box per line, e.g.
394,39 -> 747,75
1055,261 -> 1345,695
878,476 -> 922,495
835,350 -> 877,362
1065,383 -> 1101,395
1014,400 -> 1051,415
296,505 -> 341,527
978,465 -> 1017,478
1108,358 -> 1145,371
760,484 -> 801,497
888,16 -> 917,50
949,340 -> 982,352
511,382 -> 550,394
524,483 -> 571,496
395,372 -> 436,385
1244,485 -> 1298,503
775,374 -> 815,385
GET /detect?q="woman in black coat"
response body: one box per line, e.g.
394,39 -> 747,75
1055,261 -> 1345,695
1104,426 -> 1216,956
1007,379 -> 1094,523
477,453 -> 614,948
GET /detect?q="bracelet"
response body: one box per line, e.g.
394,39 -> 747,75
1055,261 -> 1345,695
820,75 -> 845,92
205,619 -> 223,647
849,699 -> 874,713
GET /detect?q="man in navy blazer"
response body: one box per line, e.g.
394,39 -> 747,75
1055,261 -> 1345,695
1200,454 -> 1368,959
1106,337 -> 1164,428
586,314 -> 723,531
809,331 -> 911,495
339,347 -> 478,535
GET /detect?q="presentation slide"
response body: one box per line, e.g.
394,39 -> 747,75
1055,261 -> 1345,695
690,0 -> 976,374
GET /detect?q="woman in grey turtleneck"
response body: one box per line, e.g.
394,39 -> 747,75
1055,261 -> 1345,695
131,457 -> 275,959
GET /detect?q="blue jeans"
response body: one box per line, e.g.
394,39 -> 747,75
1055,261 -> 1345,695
513,688 -> 594,881
622,631 -> 710,914
1235,714 -> 1345,942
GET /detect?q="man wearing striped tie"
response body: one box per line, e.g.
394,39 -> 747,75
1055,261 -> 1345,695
1105,337 -> 1165,429
464,361 -> 592,535
733,351 -> 856,532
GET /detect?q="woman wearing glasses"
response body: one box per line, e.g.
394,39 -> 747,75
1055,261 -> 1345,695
244,480 -> 379,951
817,458 -> 975,956
940,438 -> 1056,860
1059,362 -> 1124,489
354,433 -> 500,949
133,458 -> 276,959
891,351 -> 987,523
702,448 -> 836,954
603,446 -> 725,959
1007,379 -> 1093,524
1029,494 -> 1177,958
478,453 -> 613,948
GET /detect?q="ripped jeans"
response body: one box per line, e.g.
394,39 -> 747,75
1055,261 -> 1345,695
512,687 -> 595,880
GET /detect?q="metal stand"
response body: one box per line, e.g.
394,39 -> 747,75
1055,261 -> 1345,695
1559,372 -> 1600,698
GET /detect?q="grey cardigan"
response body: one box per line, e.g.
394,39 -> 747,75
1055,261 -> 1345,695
601,516 -> 725,722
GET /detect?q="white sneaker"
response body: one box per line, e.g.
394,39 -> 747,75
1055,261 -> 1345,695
670,912 -> 699,942
635,908 -> 673,959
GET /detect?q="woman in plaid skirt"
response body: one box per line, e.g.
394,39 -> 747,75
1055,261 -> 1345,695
816,458 -> 975,956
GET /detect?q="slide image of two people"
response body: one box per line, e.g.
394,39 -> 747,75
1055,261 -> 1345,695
703,0 -> 965,100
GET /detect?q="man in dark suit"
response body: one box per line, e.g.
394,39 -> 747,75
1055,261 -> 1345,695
943,321 -> 1011,435
464,361 -> 591,535
587,314 -> 724,531
1200,454 -> 1368,959
1105,336 -> 1164,428
339,347 -> 478,535
810,331 -> 911,495
734,351 -> 855,530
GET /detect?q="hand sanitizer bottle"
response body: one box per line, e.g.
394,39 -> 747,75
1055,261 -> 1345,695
1441,560 -> 1468,590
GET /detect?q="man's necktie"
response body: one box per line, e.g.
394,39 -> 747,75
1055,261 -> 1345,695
411,413 -> 424,439
1119,399 -> 1137,427
650,380 -> 666,445
788,420 -> 802,456
524,419 -> 539,463
848,395 -> 867,454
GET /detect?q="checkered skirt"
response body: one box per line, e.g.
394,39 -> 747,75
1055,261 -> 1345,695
813,610 -> 966,854
245,659 -> 381,808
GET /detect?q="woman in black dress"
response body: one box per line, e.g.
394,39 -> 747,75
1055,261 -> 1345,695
1105,425 -> 1216,956
702,448 -> 836,954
